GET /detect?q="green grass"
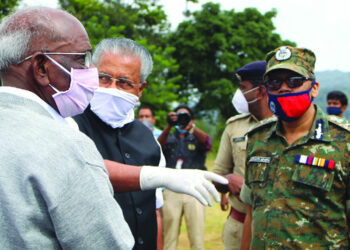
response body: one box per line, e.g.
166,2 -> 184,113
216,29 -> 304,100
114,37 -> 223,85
177,157 -> 227,250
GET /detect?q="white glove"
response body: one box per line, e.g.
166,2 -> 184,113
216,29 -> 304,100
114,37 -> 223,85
140,166 -> 228,206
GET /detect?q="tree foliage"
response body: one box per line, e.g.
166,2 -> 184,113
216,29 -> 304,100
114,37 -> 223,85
170,2 -> 296,119
58,0 -> 183,127
0,0 -> 20,19
59,0 -> 170,47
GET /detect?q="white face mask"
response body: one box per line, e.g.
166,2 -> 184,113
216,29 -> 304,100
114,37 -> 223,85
232,86 -> 260,114
90,87 -> 139,128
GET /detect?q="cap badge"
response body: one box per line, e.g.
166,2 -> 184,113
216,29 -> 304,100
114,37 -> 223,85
275,46 -> 292,61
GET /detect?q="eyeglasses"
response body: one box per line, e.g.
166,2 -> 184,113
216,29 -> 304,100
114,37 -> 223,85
17,51 -> 92,68
98,72 -> 140,90
265,76 -> 314,91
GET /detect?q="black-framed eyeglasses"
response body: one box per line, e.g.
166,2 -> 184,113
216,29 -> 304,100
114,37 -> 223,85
17,51 -> 92,68
98,72 -> 140,90
265,76 -> 314,91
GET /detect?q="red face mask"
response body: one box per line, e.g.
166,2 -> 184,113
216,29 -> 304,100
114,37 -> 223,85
267,82 -> 315,122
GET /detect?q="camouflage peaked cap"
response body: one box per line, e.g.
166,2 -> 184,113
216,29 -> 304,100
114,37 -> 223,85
264,46 -> 316,79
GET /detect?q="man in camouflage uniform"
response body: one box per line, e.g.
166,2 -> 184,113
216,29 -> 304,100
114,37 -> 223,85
213,61 -> 273,250
240,46 -> 350,249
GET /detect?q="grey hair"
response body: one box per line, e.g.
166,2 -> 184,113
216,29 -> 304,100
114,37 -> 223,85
92,38 -> 153,82
0,7 -> 63,71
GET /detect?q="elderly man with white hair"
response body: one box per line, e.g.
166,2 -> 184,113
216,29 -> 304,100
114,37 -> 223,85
0,6 -> 134,249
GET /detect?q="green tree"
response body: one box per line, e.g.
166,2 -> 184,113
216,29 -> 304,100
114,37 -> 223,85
0,0 -> 20,19
59,0 -> 170,47
170,3 -> 296,119
58,0 -> 182,127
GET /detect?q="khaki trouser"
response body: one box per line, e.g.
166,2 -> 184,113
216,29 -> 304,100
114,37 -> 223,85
162,189 -> 205,250
222,216 -> 244,250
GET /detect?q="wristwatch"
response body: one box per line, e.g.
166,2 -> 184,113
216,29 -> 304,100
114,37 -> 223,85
189,123 -> 196,134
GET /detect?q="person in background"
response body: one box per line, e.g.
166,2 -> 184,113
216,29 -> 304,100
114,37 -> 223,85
158,104 -> 212,250
241,46 -> 350,249
138,106 -> 163,138
326,90 -> 348,117
73,38 -> 227,249
213,61 -> 273,250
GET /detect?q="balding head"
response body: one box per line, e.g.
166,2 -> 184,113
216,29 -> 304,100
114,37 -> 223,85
0,6 -> 87,72
0,7 -> 92,111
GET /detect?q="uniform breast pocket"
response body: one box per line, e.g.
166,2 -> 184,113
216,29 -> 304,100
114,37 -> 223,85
247,155 -> 271,188
292,164 -> 335,192
246,159 -> 270,208
247,162 -> 269,187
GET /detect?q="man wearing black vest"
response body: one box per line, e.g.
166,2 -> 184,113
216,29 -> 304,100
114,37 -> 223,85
73,38 -> 227,250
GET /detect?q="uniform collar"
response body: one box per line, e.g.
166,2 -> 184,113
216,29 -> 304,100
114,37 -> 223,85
249,113 -> 259,123
264,105 -> 331,143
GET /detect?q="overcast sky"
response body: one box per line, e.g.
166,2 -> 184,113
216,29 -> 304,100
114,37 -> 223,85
22,0 -> 350,72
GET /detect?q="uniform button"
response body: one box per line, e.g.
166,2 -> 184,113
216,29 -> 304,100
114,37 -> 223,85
137,237 -> 144,245
136,207 -> 143,215
125,153 -> 130,158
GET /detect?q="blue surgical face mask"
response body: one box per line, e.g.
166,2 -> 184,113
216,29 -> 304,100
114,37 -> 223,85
175,125 -> 187,134
327,106 -> 341,115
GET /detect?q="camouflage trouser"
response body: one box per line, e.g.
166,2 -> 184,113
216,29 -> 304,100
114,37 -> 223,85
222,215 -> 244,250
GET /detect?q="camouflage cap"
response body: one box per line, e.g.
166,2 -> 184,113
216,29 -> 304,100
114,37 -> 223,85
264,46 -> 316,79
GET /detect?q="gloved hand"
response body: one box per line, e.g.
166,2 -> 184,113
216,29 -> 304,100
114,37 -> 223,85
140,166 -> 228,206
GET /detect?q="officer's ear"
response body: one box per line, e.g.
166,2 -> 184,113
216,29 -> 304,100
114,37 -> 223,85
257,84 -> 267,97
310,81 -> 319,99
341,104 -> 347,113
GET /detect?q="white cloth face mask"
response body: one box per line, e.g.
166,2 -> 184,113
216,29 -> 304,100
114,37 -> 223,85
232,86 -> 259,114
90,87 -> 139,128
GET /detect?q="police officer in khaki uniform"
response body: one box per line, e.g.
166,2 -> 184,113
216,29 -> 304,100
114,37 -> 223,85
241,46 -> 350,249
213,61 -> 273,250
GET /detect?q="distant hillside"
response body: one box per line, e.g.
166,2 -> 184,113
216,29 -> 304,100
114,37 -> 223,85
314,70 -> 350,120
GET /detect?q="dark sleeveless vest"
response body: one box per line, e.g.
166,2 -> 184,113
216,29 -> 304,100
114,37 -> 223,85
164,130 -> 207,171
74,107 -> 160,250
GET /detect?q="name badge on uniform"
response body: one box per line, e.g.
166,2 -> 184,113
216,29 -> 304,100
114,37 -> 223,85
249,156 -> 271,164
233,136 -> 245,142
295,154 -> 335,170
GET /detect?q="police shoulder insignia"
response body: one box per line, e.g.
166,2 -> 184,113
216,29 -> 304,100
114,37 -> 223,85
327,115 -> 350,132
226,113 -> 250,124
314,119 -> 324,140
247,116 -> 277,134
295,154 -> 335,170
